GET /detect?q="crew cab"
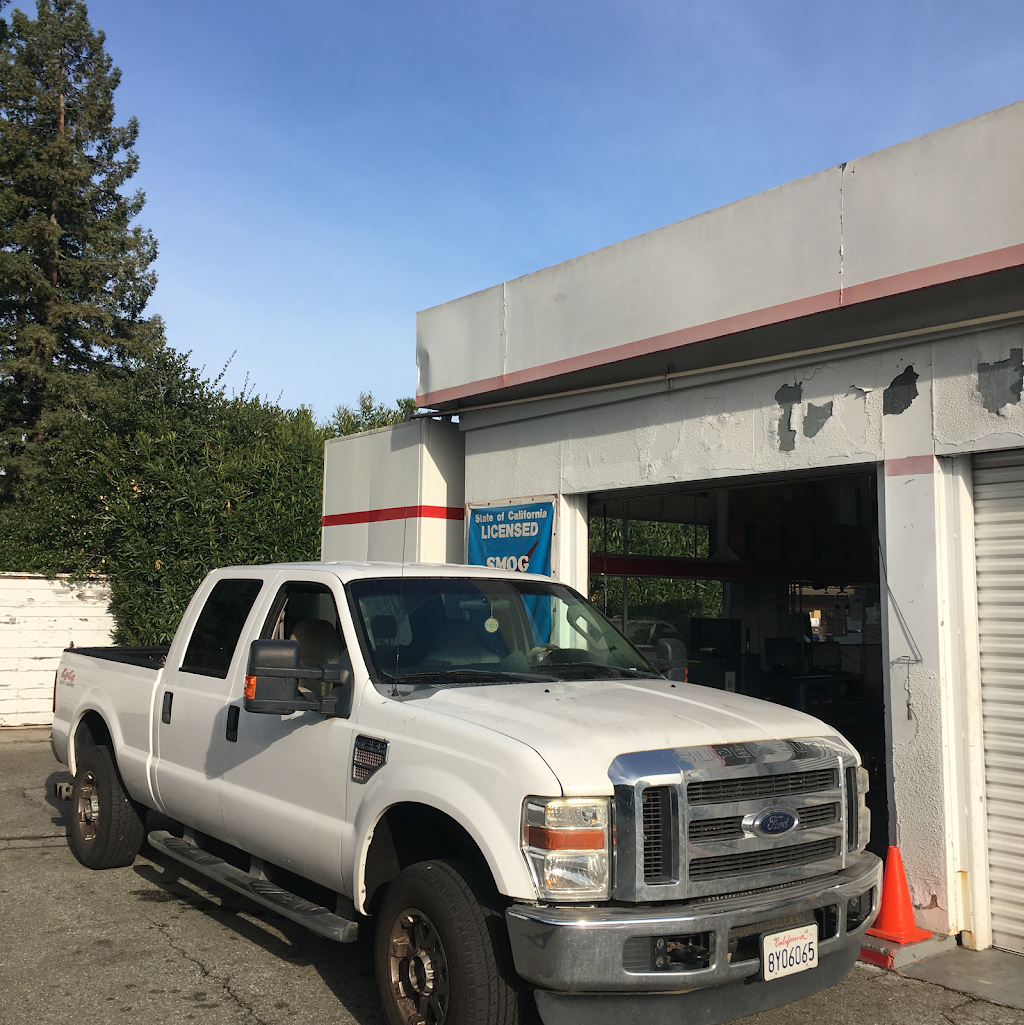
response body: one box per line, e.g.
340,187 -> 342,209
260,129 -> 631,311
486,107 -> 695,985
51,562 -> 881,1025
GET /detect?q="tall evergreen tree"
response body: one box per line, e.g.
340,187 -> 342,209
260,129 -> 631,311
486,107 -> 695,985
0,0 -> 163,495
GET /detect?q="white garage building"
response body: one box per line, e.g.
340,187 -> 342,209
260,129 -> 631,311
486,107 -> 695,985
323,101 -> 1024,953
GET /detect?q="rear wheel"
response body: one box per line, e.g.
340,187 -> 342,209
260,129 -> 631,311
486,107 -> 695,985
69,745 -> 146,869
375,859 -> 523,1025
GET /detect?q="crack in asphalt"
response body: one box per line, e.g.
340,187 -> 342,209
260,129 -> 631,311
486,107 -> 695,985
0,835 -> 68,850
940,996 -> 994,1024
144,913 -> 272,1025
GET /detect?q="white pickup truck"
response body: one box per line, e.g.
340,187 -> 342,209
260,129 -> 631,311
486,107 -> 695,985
51,562 -> 881,1025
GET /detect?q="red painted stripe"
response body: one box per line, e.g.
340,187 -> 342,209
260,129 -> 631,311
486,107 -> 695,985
418,242 -> 1024,407
322,505 -> 465,527
885,455 -> 937,477
842,243 -> 1024,305
418,289 -> 841,406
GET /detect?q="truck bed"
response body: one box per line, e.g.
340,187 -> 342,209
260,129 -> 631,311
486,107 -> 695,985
52,646 -> 170,804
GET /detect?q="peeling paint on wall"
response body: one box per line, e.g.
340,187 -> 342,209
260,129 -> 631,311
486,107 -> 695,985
933,325 -> 1024,446
645,422 -> 681,472
883,366 -> 919,415
775,382 -> 802,451
803,400 -> 833,438
977,348 -> 1024,415
838,385 -> 873,450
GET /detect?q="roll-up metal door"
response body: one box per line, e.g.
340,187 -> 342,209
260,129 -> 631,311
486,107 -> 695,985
973,449 -> 1024,954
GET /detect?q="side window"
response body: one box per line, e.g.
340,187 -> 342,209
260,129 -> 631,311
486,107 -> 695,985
181,579 -> 264,678
262,582 -> 349,690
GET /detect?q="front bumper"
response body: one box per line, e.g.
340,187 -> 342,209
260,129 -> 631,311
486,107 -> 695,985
506,851 -> 881,995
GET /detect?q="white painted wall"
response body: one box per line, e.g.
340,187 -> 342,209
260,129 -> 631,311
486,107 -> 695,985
461,322 -> 1024,501
322,418 -> 465,565
0,574 -> 114,727
555,493 -> 590,594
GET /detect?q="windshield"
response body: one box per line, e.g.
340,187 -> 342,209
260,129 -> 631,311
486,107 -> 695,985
348,576 -> 658,685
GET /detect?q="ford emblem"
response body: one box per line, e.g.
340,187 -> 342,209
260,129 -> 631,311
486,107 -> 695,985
747,810 -> 799,837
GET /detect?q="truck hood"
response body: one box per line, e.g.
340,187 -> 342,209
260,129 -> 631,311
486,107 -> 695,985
416,678 -> 848,795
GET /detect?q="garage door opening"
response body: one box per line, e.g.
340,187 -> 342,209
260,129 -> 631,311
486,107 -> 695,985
589,467 -> 887,856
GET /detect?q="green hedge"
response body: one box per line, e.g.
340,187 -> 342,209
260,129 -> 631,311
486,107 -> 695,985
0,349 -> 324,644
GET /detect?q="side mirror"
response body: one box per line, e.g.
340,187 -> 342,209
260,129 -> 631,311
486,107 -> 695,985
244,639 -> 353,718
655,637 -> 688,682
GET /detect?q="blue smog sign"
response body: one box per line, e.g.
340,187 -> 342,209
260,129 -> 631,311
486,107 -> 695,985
467,501 -> 554,575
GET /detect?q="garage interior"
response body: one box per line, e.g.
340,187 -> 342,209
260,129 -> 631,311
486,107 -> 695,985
588,465 -> 888,856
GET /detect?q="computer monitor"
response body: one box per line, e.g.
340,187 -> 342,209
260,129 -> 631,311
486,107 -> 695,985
765,637 -> 801,671
690,618 -> 741,657
810,641 -> 842,670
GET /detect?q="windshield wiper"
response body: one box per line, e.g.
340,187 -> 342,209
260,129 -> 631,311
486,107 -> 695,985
389,669 -> 559,685
543,661 -> 661,680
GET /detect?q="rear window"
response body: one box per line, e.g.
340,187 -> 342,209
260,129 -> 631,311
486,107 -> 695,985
181,579 -> 263,678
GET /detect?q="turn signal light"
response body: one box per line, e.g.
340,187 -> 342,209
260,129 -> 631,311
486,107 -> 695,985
525,825 -> 605,851
244,674 -> 257,700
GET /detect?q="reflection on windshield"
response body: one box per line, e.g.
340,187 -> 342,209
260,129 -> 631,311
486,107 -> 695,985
347,577 -> 658,685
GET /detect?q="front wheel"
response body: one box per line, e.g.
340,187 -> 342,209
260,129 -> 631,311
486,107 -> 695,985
68,745 -> 146,869
375,859 -> 524,1025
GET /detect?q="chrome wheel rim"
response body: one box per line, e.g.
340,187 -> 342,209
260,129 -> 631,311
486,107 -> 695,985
387,907 -> 449,1025
75,771 -> 100,844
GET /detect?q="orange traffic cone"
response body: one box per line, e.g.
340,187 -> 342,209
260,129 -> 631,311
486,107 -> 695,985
866,846 -> 932,944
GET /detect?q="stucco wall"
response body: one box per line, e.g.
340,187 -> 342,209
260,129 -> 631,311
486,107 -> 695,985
462,322 -> 1024,501
0,574 -> 114,727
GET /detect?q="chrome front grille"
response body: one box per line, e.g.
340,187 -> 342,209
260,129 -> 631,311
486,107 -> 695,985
687,768 -> 838,804
642,786 -> 675,883
689,837 -> 840,880
609,739 -> 855,902
687,801 -> 838,842
845,765 -> 858,849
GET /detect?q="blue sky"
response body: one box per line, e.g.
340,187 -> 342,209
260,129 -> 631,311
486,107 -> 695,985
69,1 -> 1024,417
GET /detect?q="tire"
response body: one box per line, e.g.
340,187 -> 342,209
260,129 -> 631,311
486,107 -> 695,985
68,745 -> 146,870
374,859 -> 526,1025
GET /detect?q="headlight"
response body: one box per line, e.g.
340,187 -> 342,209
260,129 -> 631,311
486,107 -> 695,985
522,796 -> 611,901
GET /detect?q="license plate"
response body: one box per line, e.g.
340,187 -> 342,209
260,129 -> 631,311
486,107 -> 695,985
762,923 -> 818,980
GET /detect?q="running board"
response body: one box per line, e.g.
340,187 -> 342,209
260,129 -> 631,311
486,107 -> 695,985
147,830 -> 358,942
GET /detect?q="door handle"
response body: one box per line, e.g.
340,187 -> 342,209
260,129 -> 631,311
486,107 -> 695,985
226,704 -> 240,743
161,691 -> 173,724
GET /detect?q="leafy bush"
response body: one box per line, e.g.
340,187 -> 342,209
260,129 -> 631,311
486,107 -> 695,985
0,348 -> 325,643
326,391 -> 416,436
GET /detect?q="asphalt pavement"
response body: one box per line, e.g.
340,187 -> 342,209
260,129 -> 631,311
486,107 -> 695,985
1,726 -> 1021,1025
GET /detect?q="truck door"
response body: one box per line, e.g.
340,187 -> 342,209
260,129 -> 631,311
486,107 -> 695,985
152,576 -> 267,836
218,573 -> 355,891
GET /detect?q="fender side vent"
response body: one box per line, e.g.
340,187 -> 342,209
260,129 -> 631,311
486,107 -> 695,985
352,735 -> 389,783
